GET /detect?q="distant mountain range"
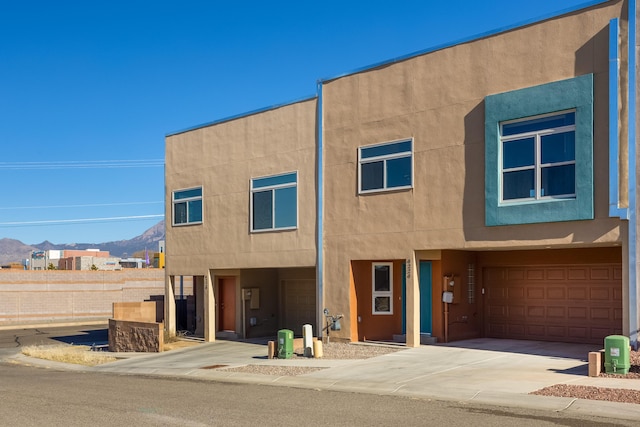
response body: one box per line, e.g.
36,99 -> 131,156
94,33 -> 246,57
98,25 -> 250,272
0,221 -> 165,265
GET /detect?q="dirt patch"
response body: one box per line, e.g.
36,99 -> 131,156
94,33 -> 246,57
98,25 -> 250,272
163,340 -> 201,351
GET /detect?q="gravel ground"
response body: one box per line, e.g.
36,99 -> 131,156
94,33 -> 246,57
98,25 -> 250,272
531,350 -> 640,404
221,342 -> 404,376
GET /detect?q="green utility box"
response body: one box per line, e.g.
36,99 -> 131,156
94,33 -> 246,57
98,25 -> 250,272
604,335 -> 630,375
277,329 -> 293,359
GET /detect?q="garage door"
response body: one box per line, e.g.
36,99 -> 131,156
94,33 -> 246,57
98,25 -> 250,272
282,279 -> 316,333
484,265 -> 622,344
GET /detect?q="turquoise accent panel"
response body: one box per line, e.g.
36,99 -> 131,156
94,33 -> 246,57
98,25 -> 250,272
419,261 -> 432,334
401,261 -> 432,335
485,74 -> 594,226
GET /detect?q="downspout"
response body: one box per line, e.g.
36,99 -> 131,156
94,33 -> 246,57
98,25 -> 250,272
628,0 -> 639,350
316,81 -> 324,339
609,18 -> 628,219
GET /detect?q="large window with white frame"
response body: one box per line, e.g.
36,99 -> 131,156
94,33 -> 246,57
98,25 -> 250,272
172,187 -> 203,226
359,139 -> 412,193
251,171 -> 297,232
372,263 -> 393,315
500,111 -> 576,202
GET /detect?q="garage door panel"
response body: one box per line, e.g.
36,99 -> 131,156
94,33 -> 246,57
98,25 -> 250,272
507,269 -> 526,280
614,308 -> 623,320
507,324 -> 525,337
614,267 -> 623,280
507,305 -> 525,318
527,324 -> 546,337
484,264 -> 621,344
590,288 -> 611,300
567,287 -> 587,299
546,325 -> 567,338
547,287 -> 565,299
567,306 -> 588,320
590,307 -> 612,320
527,306 -> 545,318
568,268 -> 588,280
283,279 -> 315,332
590,267 -> 611,280
613,288 -> 623,300
527,269 -> 545,280
546,269 -> 565,280
527,287 -> 545,299
547,306 -> 566,318
488,323 -> 507,336
507,287 -> 525,298
567,326 -> 587,339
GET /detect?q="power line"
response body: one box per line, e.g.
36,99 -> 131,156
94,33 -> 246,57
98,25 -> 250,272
0,159 -> 164,170
0,214 -> 164,227
0,201 -> 164,210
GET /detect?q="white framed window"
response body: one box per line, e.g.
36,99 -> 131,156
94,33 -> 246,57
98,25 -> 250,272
359,139 -> 412,194
372,262 -> 393,315
500,111 -> 576,203
251,171 -> 297,232
172,187 -> 203,226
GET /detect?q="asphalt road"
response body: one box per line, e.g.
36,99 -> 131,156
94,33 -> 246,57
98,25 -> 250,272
0,362 -> 634,427
0,324 -> 108,355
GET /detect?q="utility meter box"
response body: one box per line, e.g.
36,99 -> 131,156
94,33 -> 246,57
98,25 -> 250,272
277,329 -> 293,359
604,335 -> 630,375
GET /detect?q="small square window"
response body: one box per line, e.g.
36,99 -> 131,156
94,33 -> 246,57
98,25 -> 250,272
172,187 -> 203,226
359,140 -> 412,193
251,172 -> 297,232
372,263 -> 393,315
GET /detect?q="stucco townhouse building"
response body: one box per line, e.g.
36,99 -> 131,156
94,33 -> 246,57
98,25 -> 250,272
165,0 -> 640,350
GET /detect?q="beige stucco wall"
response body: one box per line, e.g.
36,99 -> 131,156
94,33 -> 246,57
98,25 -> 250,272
165,98 -> 317,276
322,1 -> 628,337
0,269 -> 165,326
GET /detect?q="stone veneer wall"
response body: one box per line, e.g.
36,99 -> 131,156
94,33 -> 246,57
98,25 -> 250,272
108,318 -> 164,352
0,269 -> 164,326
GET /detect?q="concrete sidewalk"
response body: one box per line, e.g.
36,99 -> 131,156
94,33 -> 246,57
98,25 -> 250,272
8,338 -> 640,422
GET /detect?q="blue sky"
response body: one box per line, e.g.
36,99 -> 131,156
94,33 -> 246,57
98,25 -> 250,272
0,0 -> 593,245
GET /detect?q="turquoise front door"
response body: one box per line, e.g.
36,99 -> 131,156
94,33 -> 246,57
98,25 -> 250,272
402,261 -> 432,334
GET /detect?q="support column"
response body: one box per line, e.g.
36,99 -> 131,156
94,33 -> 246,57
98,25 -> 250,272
406,251 -> 420,348
165,275 -> 176,337
204,270 -> 216,342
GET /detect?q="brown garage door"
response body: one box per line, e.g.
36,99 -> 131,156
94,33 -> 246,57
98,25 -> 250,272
484,265 -> 622,344
282,279 -> 316,333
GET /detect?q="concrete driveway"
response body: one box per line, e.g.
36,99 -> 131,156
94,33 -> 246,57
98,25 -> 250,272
4,327 -> 640,421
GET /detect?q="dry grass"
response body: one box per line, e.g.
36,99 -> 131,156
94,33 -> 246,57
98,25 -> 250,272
21,345 -> 117,366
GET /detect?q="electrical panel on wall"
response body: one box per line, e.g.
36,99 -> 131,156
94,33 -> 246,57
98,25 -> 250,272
250,288 -> 260,309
